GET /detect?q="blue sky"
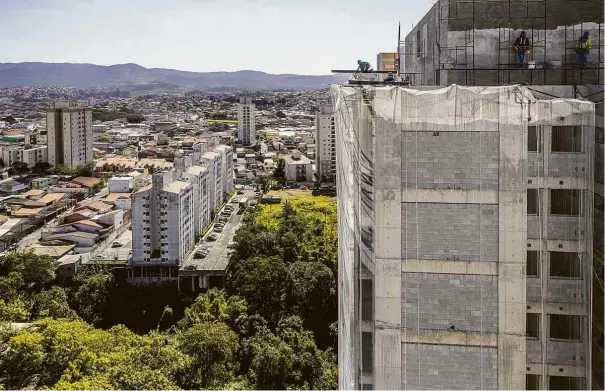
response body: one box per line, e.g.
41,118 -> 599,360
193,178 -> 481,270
0,0 -> 434,75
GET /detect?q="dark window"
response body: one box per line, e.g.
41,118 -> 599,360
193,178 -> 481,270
527,251 -> 539,277
550,189 -> 582,216
528,126 -> 541,152
550,252 -> 582,278
549,376 -> 585,390
361,279 -> 373,321
552,126 -> 582,153
527,189 -> 539,215
526,374 -> 541,390
361,384 -> 374,390
550,314 -> 582,340
416,30 -> 421,59
361,332 -> 373,373
527,313 -> 540,338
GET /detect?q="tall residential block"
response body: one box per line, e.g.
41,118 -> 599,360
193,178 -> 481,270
183,165 -> 211,237
215,144 -> 235,195
46,101 -> 93,168
333,84 -> 595,390
131,170 -> 194,272
237,97 -> 256,145
201,151 -> 223,214
315,104 -> 336,183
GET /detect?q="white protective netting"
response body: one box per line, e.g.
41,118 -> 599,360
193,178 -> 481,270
332,84 -> 595,390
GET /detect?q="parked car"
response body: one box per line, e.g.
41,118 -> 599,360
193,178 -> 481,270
214,227 -> 223,233
231,198 -> 240,204
111,241 -> 123,248
206,234 -> 217,242
185,265 -> 197,271
237,190 -> 245,194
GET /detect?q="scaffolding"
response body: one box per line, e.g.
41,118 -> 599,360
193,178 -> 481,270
395,0 -> 605,85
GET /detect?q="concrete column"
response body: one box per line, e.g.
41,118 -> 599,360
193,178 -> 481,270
497,90 -> 527,390
540,187 -> 550,389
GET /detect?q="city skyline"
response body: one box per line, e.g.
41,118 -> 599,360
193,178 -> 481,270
0,0 -> 435,75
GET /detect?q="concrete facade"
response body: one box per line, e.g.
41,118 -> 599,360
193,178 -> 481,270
46,101 -> 93,168
2,145 -> 47,168
214,144 -> 234,195
315,104 -> 336,183
237,97 -> 256,145
200,151 -> 223,214
183,165 -> 211,238
333,84 -> 595,390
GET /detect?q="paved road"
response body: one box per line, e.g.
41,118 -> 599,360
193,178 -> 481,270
93,226 -> 132,260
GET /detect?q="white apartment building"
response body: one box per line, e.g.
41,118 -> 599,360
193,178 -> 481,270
284,150 -> 313,183
201,151 -> 223,214
2,145 -> 48,168
315,104 -> 336,182
214,144 -> 234,195
183,165 -> 211,237
46,101 -> 93,168
108,175 -> 133,193
131,170 -> 194,266
237,97 -> 256,145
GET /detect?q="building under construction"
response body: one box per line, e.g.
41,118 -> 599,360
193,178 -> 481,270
334,1 -> 603,390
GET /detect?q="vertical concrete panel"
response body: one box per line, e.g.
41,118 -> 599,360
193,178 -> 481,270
497,89 -> 527,389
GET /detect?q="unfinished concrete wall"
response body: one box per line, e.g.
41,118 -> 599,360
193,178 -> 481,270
401,344 -> 498,390
403,0 -> 604,86
401,273 -> 498,332
402,203 -> 498,260
401,131 -> 499,189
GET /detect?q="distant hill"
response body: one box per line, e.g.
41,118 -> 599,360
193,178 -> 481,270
0,62 -> 349,90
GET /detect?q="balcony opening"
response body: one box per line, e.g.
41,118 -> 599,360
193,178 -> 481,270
528,126 -> 541,152
361,331 -> 373,374
550,252 -> 582,279
526,374 -> 541,390
549,376 -> 585,390
361,278 -> 373,321
550,189 -> 582,216
552,126 -> 582,153
527,312 -> 540,339
550,314 -> 582,341
527,251 -> 539,277
527,189 -> 540,215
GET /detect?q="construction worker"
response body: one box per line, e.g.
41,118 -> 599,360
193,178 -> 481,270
576,31 -> 592,66
513,31 -> 531,66
357,60 -> 372,73
384,73 -> 395,82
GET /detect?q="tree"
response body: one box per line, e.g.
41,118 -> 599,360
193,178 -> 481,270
69,271 -> 113,326
74,162 -> 95,177
1,116 -> 17,125
272,158 -> 286,185
178,322 -> 239,389
275,110 -> 287,119
32,287 -> 76,320
32,162 -> 51,175
52,164 -> 74,176
98,135 -> 111,143
227,256 -> 288,326
0,251 -> 56,290
177,288 -> 247,331
11,161 -> 29,175
125,113 -> 145,124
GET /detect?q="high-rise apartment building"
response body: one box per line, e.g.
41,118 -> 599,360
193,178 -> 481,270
131,171 -> 194,270
215,145 -> 235,195
315,105 -> 336,183
46,101 -> 93,168
333,84 -> 595,390
183,165 -> 211,238
201,151 -> 223,214
237,97 -> 256,145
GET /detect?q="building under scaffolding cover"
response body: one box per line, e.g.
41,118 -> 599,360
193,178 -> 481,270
333,84 -> 595,390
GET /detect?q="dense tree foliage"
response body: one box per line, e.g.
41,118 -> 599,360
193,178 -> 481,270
92,108 -> 145,123
0,196 -> 339,390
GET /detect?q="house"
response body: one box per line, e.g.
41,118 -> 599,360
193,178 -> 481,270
0,178 -> 28,194
55,254 -> 82,277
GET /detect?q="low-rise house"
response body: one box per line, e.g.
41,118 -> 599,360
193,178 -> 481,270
55,254 -> 82,277
0,178 -> 28,194
283,150 -> 313,183
31,176 -> 60,189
